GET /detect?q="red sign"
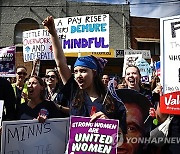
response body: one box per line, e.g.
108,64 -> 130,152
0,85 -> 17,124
160,91 -> 180,115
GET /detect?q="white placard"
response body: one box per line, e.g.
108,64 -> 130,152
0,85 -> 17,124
160,15 -> 180,94
23,14 -> 109,62
1,118 -> 69,154
0,100 -> 4,125
136,57 -> 152,77
124,49 -> 151,59
122,54 -> 142,77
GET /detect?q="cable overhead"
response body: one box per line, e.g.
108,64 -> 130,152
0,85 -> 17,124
0,0 -> 180,7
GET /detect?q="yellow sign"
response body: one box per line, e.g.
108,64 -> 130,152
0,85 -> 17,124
64,49 -> 115,58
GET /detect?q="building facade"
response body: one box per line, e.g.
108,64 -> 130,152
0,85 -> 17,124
0,0 -> 130,76
130,16 -> 160,62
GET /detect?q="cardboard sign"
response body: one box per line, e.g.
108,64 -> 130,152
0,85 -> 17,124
122,54 -> 142,77
68,116 -> 119,154
1,118 -> 69,154
0,46 -> 16,77
160,15 -> 180,114
23,14 -> 109,62
136,57 -> 152,83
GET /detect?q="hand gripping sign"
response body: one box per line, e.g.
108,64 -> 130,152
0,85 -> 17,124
68,116 -> 119,154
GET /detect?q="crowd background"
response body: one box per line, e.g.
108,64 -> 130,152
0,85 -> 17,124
0,16 -> 179,154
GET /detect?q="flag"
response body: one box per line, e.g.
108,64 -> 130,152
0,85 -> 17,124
155,61 -> 160,77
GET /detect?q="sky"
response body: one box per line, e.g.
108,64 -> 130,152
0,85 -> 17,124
70,0 -> 180,18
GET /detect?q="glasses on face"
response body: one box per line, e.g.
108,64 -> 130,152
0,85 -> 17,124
17,72 -> 27,76
45,75 -> 56,79
27,81 -> 38,86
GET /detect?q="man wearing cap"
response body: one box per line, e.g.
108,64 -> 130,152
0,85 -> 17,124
116,88 -> 152,154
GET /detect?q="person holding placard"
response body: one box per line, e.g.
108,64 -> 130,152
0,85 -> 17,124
42,16 -> 126,133
17,75 -> 63,121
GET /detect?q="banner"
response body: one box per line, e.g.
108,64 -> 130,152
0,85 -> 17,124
23,14 -> 109,62
68,116 -> 119,154
1,118 -> 69,154
0,46 -> 16,77
160,15 -> 180,114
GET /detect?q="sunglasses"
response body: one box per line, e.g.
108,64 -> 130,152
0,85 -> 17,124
17,72 -> 27,76
45,75 -> 56,79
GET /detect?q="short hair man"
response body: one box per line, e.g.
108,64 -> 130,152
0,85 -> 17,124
102,74 -> 110,87
116,88 -> 152,154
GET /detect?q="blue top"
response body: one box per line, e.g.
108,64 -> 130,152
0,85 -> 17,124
62,75 -> 127,133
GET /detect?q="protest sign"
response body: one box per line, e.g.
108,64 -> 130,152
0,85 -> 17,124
122,54 -> 142,77
135,57 -> 152,83
160,15 -> 180,114
1,118 -> 69,154
0,100 -> 4,126
124,49 -> 151,59
68,116 -> 119,154
23,14 -> 109,62
0,46 -> 16,77
114,49 -> 151,59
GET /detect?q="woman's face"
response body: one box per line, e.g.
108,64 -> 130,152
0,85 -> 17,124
74,66 -> 95,90
45,71 -> 57,88
27,77 -> 44,100
125,67 -> 141,90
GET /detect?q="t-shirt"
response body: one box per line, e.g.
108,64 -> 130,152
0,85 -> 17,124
62,76 -> 127,133
18,100 -> 63,120
0,77 -> 16,120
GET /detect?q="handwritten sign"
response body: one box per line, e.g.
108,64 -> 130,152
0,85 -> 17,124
0,46 -> 16,77
160,15 -> 180,114
1,118 -> 69,154
23,14 -> 109,62
122,54 -> 142,77
68,116 -> 119,154
136,57 -> 152,83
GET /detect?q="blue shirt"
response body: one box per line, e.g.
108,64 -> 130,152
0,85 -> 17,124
62,75 -> 127,133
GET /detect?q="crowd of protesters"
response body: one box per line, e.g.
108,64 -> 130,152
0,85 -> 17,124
0,15 -> 179,154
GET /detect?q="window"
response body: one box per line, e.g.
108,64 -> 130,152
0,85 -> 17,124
14,18 -> 39,45
137,42 -> 160,56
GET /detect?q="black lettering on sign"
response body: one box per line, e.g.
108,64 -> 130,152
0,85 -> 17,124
7,123 -> 51,144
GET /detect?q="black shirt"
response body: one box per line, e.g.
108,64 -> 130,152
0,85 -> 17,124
18,100 -> 63,120
0,77 -> 16,120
